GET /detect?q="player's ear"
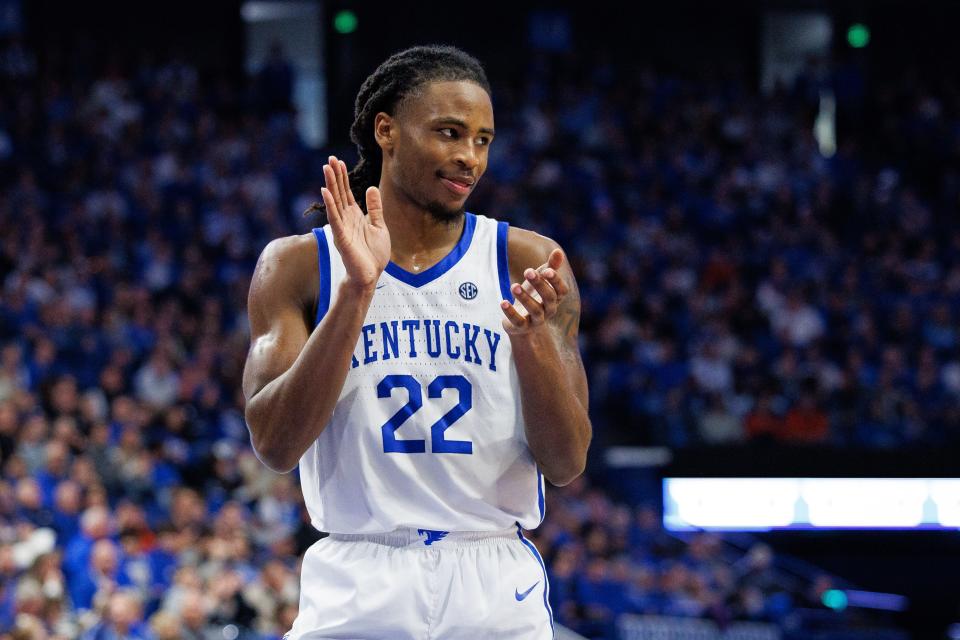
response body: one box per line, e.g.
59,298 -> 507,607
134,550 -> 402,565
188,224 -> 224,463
374,112 -> 395,153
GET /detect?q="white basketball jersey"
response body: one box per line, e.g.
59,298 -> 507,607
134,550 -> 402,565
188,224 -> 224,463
297,212 -> 546,534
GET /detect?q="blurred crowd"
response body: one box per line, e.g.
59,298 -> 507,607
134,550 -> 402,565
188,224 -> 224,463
0,25 -> 954,638
0,35 -> 318,640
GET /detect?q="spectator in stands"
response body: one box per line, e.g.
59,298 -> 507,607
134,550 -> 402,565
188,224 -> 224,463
80,589 -> 147,640
782,388 -> 830,443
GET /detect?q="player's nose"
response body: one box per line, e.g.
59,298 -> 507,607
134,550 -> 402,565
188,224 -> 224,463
452,141 -> 480,169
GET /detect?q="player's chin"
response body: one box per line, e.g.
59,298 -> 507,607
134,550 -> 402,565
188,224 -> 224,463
425,199 -> 466,224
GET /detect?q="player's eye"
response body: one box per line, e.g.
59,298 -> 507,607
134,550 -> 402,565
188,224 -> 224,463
438,128 -> 457,138
476,137 -> 491,146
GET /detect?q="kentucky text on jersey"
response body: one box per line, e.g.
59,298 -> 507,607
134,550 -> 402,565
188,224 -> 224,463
350,318 -> 503,371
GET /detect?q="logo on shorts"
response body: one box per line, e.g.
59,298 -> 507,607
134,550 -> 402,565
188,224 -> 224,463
515,581 -> 539,601
458,282 -> 478,300
417,529 -> 449,546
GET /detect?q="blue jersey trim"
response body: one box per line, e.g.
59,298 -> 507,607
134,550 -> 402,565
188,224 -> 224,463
515,524 -> 555,638
312,227 -> 331,327
384,212 -> 477,288
496,220 -> 514,303
537,466 -> 545,525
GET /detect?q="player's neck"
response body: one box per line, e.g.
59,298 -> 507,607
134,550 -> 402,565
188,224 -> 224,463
379,182 -> 465,267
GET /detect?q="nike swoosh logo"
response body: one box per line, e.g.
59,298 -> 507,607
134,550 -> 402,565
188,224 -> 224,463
376,284 -> 387,289
515,581 -> 539,601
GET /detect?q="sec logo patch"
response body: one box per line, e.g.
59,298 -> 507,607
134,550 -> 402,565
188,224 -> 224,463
458,282 -> 478,300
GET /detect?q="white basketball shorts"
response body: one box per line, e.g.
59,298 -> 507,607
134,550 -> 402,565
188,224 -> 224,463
285,525 -> 554,639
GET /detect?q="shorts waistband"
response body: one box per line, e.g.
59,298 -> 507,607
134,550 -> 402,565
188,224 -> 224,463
327,526 -> 519,548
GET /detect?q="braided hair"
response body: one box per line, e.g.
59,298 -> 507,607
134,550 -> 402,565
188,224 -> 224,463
304,45 -> 490,216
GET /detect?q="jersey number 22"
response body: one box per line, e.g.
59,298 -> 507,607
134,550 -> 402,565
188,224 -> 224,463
377,374 -> 472,454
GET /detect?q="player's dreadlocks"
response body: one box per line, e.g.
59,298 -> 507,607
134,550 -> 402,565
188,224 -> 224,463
304,45 -> 490,216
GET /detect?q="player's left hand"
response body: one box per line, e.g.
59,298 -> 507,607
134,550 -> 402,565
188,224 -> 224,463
500,248 -> 569,335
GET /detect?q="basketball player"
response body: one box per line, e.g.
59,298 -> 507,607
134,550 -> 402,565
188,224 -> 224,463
242,45 -> 591,639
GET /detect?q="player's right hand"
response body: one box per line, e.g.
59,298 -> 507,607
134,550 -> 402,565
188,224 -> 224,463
321,155 -> 391,290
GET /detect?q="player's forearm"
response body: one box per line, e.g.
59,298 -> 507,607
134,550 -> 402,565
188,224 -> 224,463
510,328 -> 591,486
246,281 -> 374,472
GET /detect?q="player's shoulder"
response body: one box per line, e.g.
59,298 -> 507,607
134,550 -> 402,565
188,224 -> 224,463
258,230 -> 319,270
505,224 -> 563,273
251,231 -> 320,309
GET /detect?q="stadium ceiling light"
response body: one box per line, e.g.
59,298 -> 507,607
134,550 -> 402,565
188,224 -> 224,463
847,23 -> 870,48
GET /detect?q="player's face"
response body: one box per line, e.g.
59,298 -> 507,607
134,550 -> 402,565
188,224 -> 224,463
390,80 -> 494,223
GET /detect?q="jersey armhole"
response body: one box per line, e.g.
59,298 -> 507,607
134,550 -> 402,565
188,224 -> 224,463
312,227 -> 331,327
496,220 -> 515,304
536,465 -> 545,526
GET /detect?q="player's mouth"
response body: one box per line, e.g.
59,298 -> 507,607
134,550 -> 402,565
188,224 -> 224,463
439,175 -> 474,196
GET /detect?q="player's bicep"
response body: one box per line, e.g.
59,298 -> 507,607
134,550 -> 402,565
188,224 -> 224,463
243,307 -> 309,402
242,240 -> 312,403
550,263 -> 589,409
506,227 -> 589,406
550,260 -> 580,343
